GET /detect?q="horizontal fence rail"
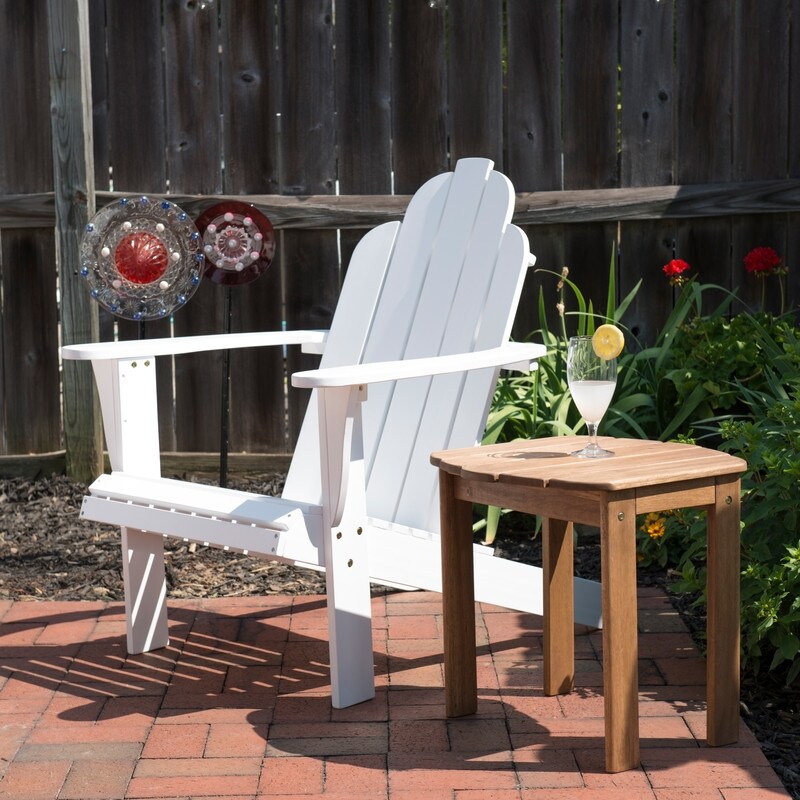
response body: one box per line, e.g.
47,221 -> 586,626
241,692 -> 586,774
4,179 -> 800,230
1,0 -> 799,479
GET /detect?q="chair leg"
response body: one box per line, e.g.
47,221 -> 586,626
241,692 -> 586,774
121,527 -> 169,654
324,520 -> 375,708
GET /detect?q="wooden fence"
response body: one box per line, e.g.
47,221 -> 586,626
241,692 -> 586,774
1,0 -> 800,480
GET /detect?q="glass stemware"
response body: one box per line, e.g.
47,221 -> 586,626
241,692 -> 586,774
566,335 -> 617,458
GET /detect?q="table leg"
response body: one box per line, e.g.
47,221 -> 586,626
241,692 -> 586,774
601,491 -> 640,773
707,477 -> 741,746
543,517 -> 574,695
440,469 -> 478,718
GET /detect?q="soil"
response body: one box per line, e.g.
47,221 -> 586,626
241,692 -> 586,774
0,473 -> 798,798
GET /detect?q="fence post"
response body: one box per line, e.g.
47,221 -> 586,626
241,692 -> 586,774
47,0 -> 103,483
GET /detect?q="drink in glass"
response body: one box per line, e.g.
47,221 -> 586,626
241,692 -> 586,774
566,335 -> 618,458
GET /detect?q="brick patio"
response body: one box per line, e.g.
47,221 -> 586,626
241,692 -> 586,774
0,589 -> 790,799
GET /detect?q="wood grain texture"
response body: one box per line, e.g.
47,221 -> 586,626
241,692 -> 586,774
218,0 -> 284,454
163,0 -> 221,195
617,2 -> 675,342
600,491 -> 640,773
0,230 -> 61,455
104,0 -> 166,192
733,0 -> 788,182
676,0 -> 733,185
618,219 -> 676,345
46,0 -> 102,480
221,0 -> 279,195
390,0 -> 447,194
279,0 -> 338,448
542,516 -> 574,695
438,434 -> 743,771
562,0 -> 618,190
440,469 -> 479,718
0,1 -> 53,192
334,0 -> 392,274
10,179 -> 800,231
621,1 -> 674,187
448,0 -> 503,165
0,2 -> 55,456
505,0 -> 562,191
706,476 -> 741,747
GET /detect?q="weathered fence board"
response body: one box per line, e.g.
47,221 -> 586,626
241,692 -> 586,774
618,0 -> 675,343
505,0 -> 562,193
448,0 -> 503,165
675,0 -> 734,307
47,0 -> 103,482
1,230 -> 61,455
217,0 -> 283,456
390,1 -> 447,194
560,0 -> 618,309
2,0 -> 800,471
10,180 -> 800,231
280,0 -> 338,448
164,0 -> 222,195
334,0 -> 392,274
0,1 -> 61,457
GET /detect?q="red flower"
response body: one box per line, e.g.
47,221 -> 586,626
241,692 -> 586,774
662,258 -> 691,286
744,246 -> 783,276
662,259 -> 690,277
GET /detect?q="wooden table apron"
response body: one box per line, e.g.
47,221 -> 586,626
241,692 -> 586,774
433,436 -> 745,774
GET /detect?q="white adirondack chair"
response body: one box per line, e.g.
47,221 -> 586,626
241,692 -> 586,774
62,158 -> 602,709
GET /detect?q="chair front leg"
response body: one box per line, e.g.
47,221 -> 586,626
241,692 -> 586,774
122,527 -> 170,653
317,385 -> 375,708
93,357 -> 169,654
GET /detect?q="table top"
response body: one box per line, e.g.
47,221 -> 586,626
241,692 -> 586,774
431,436 -> 746,492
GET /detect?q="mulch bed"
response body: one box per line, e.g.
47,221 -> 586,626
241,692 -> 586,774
1,473 -> 798,798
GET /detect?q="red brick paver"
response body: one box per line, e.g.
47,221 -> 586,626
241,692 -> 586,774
0,591 -> 791,799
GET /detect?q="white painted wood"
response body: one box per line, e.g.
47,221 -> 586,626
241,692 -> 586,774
62,329 -> 328,361
91,359 -> 160,475
363,521 -> 603,627
89,473 -> 321,528
291,343 -> 542,388
83,496 -> 288,559
316,385 -> 374,707
408,225 -> 534,530
90,358 -> 169,655
65,157 -> 603,711
283,222 -> 400,506
122,528 -> 170,653
364,160 -> 522,528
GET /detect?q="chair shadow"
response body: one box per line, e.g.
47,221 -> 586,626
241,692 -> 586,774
0,600 -> 765,781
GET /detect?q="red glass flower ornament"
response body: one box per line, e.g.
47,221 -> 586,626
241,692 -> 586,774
115,231 -> 169,284
195,202 -> 276,286
79,197 -> 204,320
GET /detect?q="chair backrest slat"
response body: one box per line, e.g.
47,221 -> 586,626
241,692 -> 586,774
283,158 -> 530,534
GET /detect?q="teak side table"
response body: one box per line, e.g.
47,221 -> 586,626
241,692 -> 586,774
432,436 -> 746,773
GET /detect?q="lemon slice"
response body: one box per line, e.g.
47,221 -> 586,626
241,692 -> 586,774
592,323 -> 624,359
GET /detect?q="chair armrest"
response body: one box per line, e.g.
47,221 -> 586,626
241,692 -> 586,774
61,329 -> 328,361
291,342 -> 546,389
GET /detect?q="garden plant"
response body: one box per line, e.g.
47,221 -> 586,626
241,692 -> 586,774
483,246 -> 800,688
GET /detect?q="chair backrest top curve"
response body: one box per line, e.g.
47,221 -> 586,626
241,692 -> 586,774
283,157 -> 531,533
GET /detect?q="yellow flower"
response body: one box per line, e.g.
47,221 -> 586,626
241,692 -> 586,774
641,512 -> 666,540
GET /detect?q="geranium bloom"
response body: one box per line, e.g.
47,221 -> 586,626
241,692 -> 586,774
744,246 -> 784,276
662,258 -> 690,286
